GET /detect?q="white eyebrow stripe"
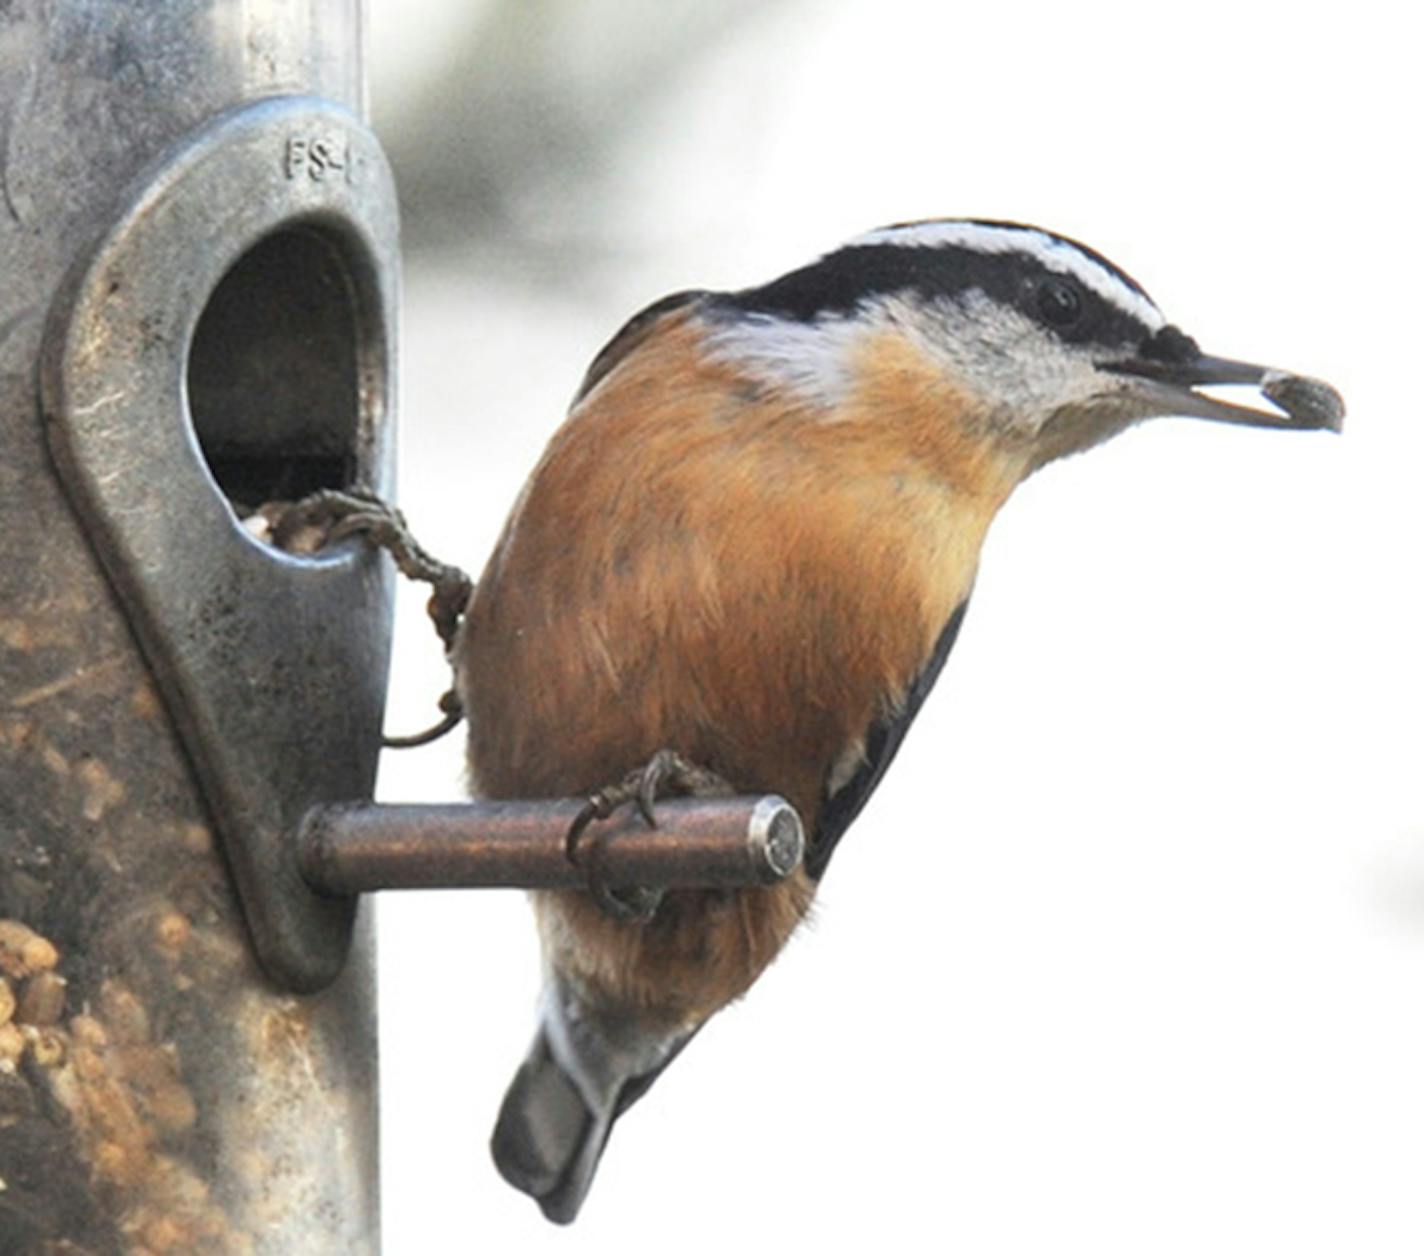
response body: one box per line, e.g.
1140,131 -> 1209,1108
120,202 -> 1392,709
850,222 -> 1167,331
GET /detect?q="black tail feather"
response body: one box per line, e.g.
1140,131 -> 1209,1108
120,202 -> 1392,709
490,999 -> 699,1223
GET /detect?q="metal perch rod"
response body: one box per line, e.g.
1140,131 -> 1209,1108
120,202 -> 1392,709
299,796 -> 805,895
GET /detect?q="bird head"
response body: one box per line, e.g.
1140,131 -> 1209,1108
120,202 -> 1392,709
706,219 -> 1342,474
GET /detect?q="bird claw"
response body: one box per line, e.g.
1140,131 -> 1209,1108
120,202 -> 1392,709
566,785 -> 663,923
269,486 -> 474,657
564,790 -> 616,864
564,750 -> 731,922
268,486 -> 385,550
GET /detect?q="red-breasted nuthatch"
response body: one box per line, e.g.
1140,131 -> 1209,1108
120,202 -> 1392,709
457,219 -> 1342,1222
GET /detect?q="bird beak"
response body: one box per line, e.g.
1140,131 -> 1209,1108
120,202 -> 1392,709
1103,342 -> 1345,433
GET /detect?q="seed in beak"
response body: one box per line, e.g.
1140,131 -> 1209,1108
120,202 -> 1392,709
1261,370 -> 1345,431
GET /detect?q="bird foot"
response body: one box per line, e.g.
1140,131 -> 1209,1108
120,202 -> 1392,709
266,487 -> 475,748
565,750 -> 732,922
272,487 -> 475,652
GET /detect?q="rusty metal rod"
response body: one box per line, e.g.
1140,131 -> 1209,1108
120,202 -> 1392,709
298,796 -> 805,896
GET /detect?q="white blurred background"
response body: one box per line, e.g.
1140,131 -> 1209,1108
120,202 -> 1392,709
366,2 -> 1422,1251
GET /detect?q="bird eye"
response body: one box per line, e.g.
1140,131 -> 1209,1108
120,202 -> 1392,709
1035,277 -> 1083,327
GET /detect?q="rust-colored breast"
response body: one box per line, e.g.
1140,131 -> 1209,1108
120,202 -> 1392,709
457,305 -> 1024,1021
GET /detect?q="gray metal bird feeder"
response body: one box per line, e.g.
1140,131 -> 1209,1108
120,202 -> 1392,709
0,5 -> 802,1248
2,4 -> 391,1249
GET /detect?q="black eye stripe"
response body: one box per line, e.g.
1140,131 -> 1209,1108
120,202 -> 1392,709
1138,323 -> 1201,363
716,242 -> 1158,349
1035,277 -> 1083,327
